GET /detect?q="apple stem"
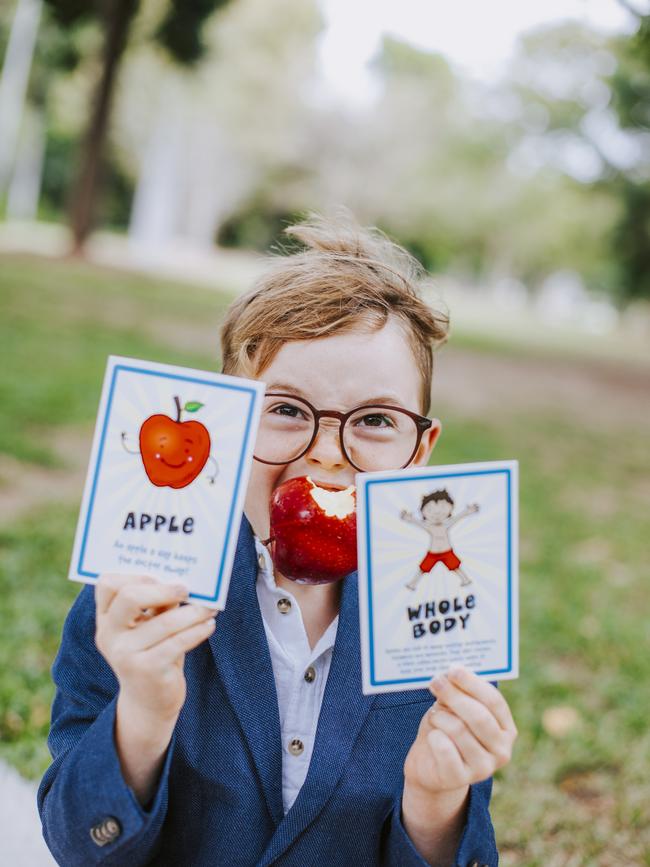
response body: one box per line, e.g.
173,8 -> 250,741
174,395 -> 182,422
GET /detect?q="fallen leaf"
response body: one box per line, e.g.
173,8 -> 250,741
542,705 -> 581,738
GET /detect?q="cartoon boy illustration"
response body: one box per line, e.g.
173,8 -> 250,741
400,489 -> 479,591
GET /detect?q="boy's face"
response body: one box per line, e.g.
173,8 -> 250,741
244,317 -> 441,540
422,499 -> 453,522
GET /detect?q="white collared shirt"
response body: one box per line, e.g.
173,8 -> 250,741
254,536 -> 339,814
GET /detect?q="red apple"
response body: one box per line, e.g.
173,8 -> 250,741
267,475 -> 357,584
139,396 -> 211,489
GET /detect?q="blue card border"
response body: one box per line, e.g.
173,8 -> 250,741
77,364 -> 259,602
363,468 -> 514,686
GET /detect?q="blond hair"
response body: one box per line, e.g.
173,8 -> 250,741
220,210 -> 449,413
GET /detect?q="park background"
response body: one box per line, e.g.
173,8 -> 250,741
1,0 -> 649,864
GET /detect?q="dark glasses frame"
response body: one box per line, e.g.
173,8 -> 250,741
254,392 -> 433,473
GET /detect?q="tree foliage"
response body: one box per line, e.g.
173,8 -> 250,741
40,0 -> 236,248
42,0 -> 231,64
156,0 -> 232,64
9,1 -> 650,301
607,12 -> 650,301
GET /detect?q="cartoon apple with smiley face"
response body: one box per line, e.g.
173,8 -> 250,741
136,396 -> 211,489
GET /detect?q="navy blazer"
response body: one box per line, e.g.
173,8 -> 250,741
38,516 -> 498,866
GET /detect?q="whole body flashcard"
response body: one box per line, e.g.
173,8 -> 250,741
356,460 -> 518,694
68,356 -> 265,608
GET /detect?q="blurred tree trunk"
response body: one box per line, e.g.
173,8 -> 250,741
129,88 -> 255,251
0,0 -> 42,198
69,0 -> 137,253
6,106 -> 45,219
129,98 -> 185,247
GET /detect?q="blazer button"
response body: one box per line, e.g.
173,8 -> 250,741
288,737 -> 304,756
467,861 -> 489,867
304,666 -> 316,683
277,598 -> 292,614
89,816 -> 122,847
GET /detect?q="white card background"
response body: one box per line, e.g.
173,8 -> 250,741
357,461 -> 519,693
68,356 -> 264,609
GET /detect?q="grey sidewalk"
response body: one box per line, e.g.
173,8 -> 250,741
0,760 -> 55,865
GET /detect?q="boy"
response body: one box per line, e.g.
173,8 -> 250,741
38,212 -> 517,866
401,490 -> 479,591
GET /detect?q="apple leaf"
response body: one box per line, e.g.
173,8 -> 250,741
184,401 -> 204,413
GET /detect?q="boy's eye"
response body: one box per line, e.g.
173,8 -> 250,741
270,403 -> 308,419
355,413 -> 394,428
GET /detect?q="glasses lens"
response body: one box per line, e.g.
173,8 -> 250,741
343,406 -> 419,471
254,395 -> 315,464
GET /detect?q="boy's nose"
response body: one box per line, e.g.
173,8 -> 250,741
304,424 -> 347,471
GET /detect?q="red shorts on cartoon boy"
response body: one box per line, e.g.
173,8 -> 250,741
419,549 -> 462,573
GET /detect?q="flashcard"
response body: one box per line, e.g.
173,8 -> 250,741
356,461 -> 518,693
68,355 -> 265,608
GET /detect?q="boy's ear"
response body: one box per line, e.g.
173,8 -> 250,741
411,419 -> 441,467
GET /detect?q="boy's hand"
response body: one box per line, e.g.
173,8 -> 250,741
400,509 -> 413,520
467,503 -> 479,513
94,573 -> 217,723
403,666 -> 517,797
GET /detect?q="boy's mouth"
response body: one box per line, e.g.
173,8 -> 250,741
277,474 -> 354,491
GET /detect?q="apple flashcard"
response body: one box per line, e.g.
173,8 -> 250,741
356,460 -> 519,694
68,355 -> 265,609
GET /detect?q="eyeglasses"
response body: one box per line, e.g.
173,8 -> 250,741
253,392 -> 433,473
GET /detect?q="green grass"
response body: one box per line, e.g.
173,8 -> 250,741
0,253 -> 648,863
0,504 -> 80,777
0,254 -> 233,464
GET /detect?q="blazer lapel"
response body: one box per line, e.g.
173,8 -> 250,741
259,568 -> 376,867
208,515 -> 286,827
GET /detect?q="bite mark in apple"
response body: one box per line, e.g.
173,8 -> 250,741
307,476 -> 355,519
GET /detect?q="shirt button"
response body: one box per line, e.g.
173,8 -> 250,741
288,737 -> 304,756
277,597 -> 292,614
258,552 -> 265,570
304,666 -> 316,683
89,816 -> 122,847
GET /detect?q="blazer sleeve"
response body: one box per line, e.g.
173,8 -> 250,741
37,584 -> 175,867
381,777 -> 499,867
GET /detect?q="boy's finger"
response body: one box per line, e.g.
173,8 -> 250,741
125,604 -> 216,651
446,665 -> 516,734
426,728 -> 468,784
136,599 -> 181,621
95,573 -> 156,616
147,616 -> 217,665
106,582 -> 189,629
429,675 -> 503,750
430,708 -> 495,781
